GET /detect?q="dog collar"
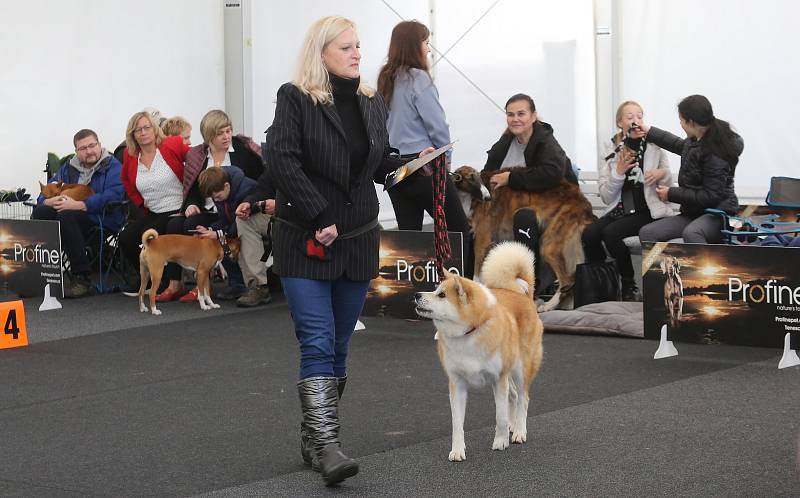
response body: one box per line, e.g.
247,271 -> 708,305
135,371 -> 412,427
217,230 -> 230,257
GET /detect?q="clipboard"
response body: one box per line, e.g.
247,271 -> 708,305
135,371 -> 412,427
384,142 -> 455,190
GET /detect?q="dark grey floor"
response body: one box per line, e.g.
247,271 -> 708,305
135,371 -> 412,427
0,292 -> 798,497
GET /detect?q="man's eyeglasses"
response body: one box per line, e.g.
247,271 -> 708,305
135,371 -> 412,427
134,124 -> 153,134
75,142 -> 99,153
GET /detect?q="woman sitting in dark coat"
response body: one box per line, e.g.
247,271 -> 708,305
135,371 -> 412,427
638,94 -> 743,244
483,93 -> 576,293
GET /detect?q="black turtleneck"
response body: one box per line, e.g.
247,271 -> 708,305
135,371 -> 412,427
329,73 -> 369,183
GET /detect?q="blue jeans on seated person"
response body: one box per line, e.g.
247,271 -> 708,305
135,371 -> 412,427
221,256 -> 245,291
281,276 -> 370,380
759,234 -> 800,247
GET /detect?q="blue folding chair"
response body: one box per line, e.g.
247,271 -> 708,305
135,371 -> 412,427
707,177 -> 800,244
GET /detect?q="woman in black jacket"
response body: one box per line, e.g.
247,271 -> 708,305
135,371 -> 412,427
262,16 -> 402,486
483,93 -> 576,293
638,94 -> 743,244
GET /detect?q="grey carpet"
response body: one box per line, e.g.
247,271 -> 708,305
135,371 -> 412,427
0,295 -> 796,497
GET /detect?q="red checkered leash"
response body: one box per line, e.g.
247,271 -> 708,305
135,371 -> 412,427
432,155 -> 451,278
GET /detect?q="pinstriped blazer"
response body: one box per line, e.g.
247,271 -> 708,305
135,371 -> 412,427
263,82 -> 401,280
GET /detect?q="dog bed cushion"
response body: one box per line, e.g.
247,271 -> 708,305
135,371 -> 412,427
540,301 -> 643,338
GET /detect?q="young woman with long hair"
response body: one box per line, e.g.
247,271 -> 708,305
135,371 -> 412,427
638,94 -> 743,244
377,20 -> 473,275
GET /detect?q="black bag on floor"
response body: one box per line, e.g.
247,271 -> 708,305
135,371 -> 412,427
573,261 -> 621,308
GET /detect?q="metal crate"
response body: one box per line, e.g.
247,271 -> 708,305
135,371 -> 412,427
0,202 -> 34,220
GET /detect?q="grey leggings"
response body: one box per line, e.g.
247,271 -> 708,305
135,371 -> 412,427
639,213 -> 724,244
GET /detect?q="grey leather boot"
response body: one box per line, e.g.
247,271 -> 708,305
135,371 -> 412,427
298,377 -> 358,486
301,376 -> 347,469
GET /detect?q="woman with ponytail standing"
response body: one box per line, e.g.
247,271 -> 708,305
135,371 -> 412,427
377,20 -> 473,275
638,95 -> 743,244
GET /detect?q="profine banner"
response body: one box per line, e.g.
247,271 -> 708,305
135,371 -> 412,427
642,241 -> 800,349
0,219 -> 63,298
363,230 -> 464,319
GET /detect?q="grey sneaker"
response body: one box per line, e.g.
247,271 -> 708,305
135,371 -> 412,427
236,285 -> 272,307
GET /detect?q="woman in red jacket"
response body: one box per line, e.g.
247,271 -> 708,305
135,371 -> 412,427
119,110 -> 189,294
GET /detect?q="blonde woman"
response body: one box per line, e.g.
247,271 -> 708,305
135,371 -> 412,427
167,109 -> 266,303
263,16 -> 402,486
118,111 -> 189,294
581,101 -> 673,300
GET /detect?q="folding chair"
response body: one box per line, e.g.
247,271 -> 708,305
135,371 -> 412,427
707,177 -> 800,244
86,200 -> 132,293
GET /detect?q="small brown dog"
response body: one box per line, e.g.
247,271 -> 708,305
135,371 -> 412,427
138,228 -> 240,315
39,181 -> 95,201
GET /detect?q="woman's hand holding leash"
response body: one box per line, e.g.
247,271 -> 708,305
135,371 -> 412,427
316,225 -> 338,247
417,146 -> 437,177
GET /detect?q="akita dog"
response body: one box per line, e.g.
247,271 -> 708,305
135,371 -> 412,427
415,242 -> 544,461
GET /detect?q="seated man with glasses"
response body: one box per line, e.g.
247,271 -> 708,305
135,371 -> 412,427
32,129 -> 126,297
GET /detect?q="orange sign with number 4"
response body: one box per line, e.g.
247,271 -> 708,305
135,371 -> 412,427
0,301 -> 28,349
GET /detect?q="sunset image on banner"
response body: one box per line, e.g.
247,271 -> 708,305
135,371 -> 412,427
642,241 -> 800,349
0,219 -> 63,299
363,230 -> 463,319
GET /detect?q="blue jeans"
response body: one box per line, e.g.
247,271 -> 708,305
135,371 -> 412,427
281,276 -> 370,380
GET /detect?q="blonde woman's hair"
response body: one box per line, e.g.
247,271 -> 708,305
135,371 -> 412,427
200,110 -> 233,145
613,100 -> 643,145
161,116 -> 191,137
292,16 -> 375,105
125,111 -> 165,155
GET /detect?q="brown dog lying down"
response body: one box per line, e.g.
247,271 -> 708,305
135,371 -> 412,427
451,165 -> 593,311
39,181 -> 95,201
138,228 -> 240,315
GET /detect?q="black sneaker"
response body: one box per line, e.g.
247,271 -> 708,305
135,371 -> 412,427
69,274 -> 92,298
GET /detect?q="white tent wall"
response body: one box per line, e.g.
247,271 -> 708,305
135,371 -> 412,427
4,1 -> 795,212
616,0 -> 800,202
0,0 -> 224,195
249,0 -> 596,226
431,0 -> 597,172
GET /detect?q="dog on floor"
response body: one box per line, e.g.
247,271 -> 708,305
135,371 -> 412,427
138,228 -> 240,315
39,181 -> 94,201
414,242 -> 544,462
451,165 -> 593,311
660,256 -> 683,328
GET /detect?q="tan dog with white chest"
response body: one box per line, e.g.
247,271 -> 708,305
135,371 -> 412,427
415,242 -> 543,461
138,228 -> 240,315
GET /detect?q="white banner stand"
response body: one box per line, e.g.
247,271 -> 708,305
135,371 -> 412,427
38,284 -> 62,311
354,320 -> 365,331
654,324 -> 678,359
778,333 -> 800,369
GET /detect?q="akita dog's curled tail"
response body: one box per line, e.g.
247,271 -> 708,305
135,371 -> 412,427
415,241 -> 544,462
